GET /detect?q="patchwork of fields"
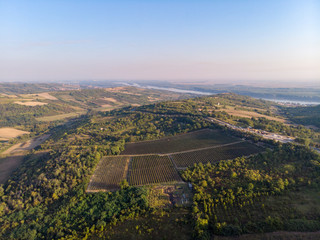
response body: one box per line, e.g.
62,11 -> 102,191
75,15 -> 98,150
88,128 -> 265,192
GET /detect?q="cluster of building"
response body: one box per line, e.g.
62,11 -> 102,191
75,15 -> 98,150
208,117 -> 294,143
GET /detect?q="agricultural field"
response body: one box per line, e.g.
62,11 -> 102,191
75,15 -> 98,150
35,111 -> 86,122
129,155 -> 182,186
0,127 -> 30,140
90,130 -> 264,191
14,101 -> 48,106
87,156 -> 130,192
0,155 -> 25,184
171,141 -> 263,168
1,134 -> 50,155
121,128 -> 238,155
0,151 -> 48,184
216,106 -> 287,123
26,92 -> 58,100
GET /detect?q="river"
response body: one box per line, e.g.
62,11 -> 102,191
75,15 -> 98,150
122,83 -> 320,105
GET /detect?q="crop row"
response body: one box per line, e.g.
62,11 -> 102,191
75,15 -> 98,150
129,155 -> 181,186
121,129 -> 237,155
171,142 -> 263,168
87,156 -> 129,191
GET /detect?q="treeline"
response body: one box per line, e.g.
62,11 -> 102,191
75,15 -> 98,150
0,83 -> 78,94
283,104 -> 320,129
134,93 -> 274,117
201,93 -> 275,110
0,103 -> 75,128
182,144 -> 320,239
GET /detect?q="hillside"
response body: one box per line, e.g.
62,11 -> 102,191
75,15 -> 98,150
283,105 -> 320,129
0,88 -> 320,239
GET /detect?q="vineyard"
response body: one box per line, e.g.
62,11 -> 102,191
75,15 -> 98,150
171,141 -> 263,168
129,155 -> 182,186
87,156 -> 130,192
88,133 -> 264,191
121,128 -> 237,155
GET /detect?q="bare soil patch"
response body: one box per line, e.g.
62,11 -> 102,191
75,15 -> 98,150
2,134 -> 50,155
0,127 -> 30,139
14,101 -> 48,106
100,104 -> 112,108
101,97 -> 118,103
0,93 -> 17,98
0,151 -> 49,184
33,92 -> 58,100
0,154 -> 25,184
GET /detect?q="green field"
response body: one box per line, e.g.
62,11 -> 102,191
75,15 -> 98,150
171,141 -> 263,168
121,128 -> 238,155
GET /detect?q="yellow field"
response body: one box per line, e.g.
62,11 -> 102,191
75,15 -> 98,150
95,105 -> 117,112
1,134 -> 50,155
36,111 -> 86,121
217,106 -> 286,123
0,127 -> 30,139
101,97 -> 119,103
0,93 -> 17,98
14,101 -> 48,106
25,92 -> 58,100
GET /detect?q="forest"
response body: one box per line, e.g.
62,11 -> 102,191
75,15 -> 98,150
183,143 -> 320,238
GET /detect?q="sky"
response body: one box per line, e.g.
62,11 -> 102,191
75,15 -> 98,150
0,0 -> 319,83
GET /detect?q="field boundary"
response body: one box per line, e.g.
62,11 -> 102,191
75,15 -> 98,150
126,157 -> 133,183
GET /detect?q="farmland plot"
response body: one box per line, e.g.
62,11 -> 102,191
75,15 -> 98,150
129,155 -> 182,186
87,156 -> 130,192
121,129 -> 237,155
171,141 -> 263,168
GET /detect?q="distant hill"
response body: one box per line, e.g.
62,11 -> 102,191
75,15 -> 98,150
284,105 -> 320,129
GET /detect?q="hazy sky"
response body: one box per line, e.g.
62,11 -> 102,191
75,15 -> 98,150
0,0 -> 319,83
